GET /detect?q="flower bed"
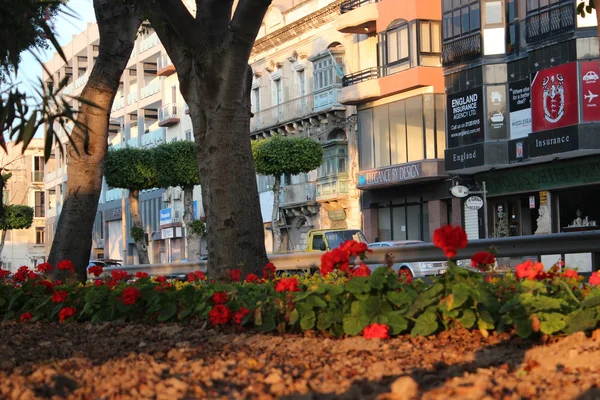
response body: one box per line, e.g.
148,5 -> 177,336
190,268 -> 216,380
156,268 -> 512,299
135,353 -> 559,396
1,225 -> 599,339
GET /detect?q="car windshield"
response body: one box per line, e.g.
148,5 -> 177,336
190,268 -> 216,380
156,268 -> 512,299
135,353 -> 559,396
325,230 -> 368,250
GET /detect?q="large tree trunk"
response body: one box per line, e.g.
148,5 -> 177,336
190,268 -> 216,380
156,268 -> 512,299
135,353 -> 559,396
49,1 -> 142,282
183,185 -> 201,262
271,176 -> 282,253
128,189 -> 149,264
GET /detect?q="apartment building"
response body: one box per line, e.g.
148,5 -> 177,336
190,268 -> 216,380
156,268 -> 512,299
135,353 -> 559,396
0,139 -> 46,272
335,0 -> 457,243
250,0 -> 362,252
442,0 -> 600,269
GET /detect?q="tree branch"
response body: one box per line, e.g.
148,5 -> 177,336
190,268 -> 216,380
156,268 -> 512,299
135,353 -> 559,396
153,0 -> 201,48
230,0 -> 272,58
202,0 -> 236,40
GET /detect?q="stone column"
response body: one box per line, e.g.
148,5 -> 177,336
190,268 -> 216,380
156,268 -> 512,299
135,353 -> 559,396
362,207 -> 378,242
428,200 -> 448,238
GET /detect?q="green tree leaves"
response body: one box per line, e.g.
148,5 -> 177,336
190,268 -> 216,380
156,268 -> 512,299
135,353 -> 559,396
153,141 -> 200,189
105,147 -> 157,191
251,135 -> 324,178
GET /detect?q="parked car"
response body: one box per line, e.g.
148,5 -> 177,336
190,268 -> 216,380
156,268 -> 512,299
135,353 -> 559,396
87,259 -> 122,270
368,241 -> 450,278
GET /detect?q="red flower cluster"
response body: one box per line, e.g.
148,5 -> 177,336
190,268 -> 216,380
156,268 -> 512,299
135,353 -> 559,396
363,323 -> 390,339
155,276 -> 167,283
57,260 -> 75,273
561,269 -> 579,279
433,225 -> 468,258
233,307 -> 250,325
590,271 -> 600,286
0,269 -> 9,279
245,273 -> 259,283
229,269 -> 241,282
350,263 -> 371,277
187,270 -> 205,282
209,304 -> 231,325
51,290 -> 68,303
263,263 -> 276,280
471,251 -> 496,272
121,287 -> 141,305
398,269 -> 412,284
135,272 -> 149,279
14,266 -> 30,282
94,280 -> 103,287
88,265 -> 103,277
212,292 -> 229,304
515,260 -> 544,280
340,240 -> 371,258
19,312 -> 33,323
275,277 -> 300,293
36,263 -> 53,273
27,271 -> 40,281
321,248 -> 350,276
38,280 -> 60,293
59,307 -> 76,323
111,270 -> 130,281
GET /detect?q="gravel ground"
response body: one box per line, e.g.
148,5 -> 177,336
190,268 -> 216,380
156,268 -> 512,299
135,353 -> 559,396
1,322 -> 600,400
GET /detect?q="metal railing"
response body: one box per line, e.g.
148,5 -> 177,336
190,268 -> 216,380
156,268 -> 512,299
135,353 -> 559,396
340,0 -> 380,14
342,67 -> 381,87
526,3 -> 575,45
251,94 -> 314,132
159,103 -> 179,121
98,230 -> 600,277
442,32 -> 482,68
280,182 -> 316,206
31,171 -> 44,183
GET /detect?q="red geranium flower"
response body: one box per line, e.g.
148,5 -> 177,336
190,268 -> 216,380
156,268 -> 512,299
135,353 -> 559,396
59,307 -> 76,323
471,251 -> 496,272
245,273 -> 259,283
88,265 -> 103,277
38,280 -> 57,293
590,271 -> 600,286
233,307 -> 250,325
263,263 -> 276,280
320,247 -> 350,276
57,260 -> 75,273
187,270 -> 205,282
19,312 -> 33,323
106,279 -> 119,289
340,240 -> 372,258
51,290 -> 68,303
229,269 -> 242,282
111,270 -> 130,281
135,271 -> 149,279
561,269 -> 579,279
155,276 -> 167,283
363,323 -> 390,339
433,225 -> 468,258
27,271 -> 40,281
94,279 -> 103,287
36,263 -> 53,273
0,269 -> 10,279
209,304 -> 231,325
213,292 -> 229,304
515,260 -> 544,280
275,277 -> 300,293
13,266 -> 29,282
121,287 -> 141,305
350,263 -> 371,277
398,269 -> 412,284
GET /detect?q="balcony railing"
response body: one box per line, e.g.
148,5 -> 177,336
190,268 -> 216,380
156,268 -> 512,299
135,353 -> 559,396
31,171 -> 44,183
141,81 -> 161,99
158,104 -> 180,127
340,0 -> 380,13
316,176 -> 349,199
314,85 -> 343,112
141,128 -> 166,148
111,97 -> 125,112
442,32 -> 482,68
251,94 -> 314,132
157,54 -> 176,76
75,73 -> 89,89
127,91 -> 138,105
140,33 -> 159,53
342,67 -> 381,87
127,137 -> 139,148
280,182 -> 316,206
106,188 -> 122,202
526,3 -> 575,45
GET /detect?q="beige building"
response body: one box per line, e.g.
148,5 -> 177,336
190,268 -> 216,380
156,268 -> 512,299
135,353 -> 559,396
0,139 -> 46,272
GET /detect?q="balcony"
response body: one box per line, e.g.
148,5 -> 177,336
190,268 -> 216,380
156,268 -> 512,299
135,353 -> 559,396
316,176 -> 350,201
339,67 -> 382,104
158,103 -> 180,127
140,33 -> 159,53
141,128 -> 166,148
75,73 -> 89,89
280,182 -> 317,207
111,97 -> 125,112
314,85 -> 343,112
526,3 -> 574,45
127,137 -> 139,148
106,188 -> 122,202
31,171 -> 44,183
141,81 -> 161,99
442,32 -> 482,68
336,0 -> 379,34
251,94 -> 314,133
127,90 -> 138,105
157,54 -> 175,77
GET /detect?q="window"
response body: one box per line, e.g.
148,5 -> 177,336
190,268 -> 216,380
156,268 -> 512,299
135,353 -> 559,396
506,0 -> 519,53
185,130 -> 192,142
312,56 -> 343,92
386,21 -> 409,65
317,146 -> 348,179
312,234 -> 325,251
297,69 -> 306,97
420,21 -> 442,54
252,87 -> 261,112
33,156 -> 44,182
273,78 -> 282,107
36,227 -> 45,245
34,191 -> 45,218
443,0 -> 480,41
378,201 -> 430,241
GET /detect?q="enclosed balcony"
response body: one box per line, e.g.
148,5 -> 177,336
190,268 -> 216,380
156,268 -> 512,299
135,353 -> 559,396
336,0 -> 379,34
526,2 -> 574,46
442,32 -> 482,68
157,54 -> 176,76
158,103 -> 180,127
280,182 -> 317,207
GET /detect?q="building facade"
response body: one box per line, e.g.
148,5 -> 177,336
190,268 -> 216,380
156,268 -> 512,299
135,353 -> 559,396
442,0 -> 600,269
0,139 -> 46,272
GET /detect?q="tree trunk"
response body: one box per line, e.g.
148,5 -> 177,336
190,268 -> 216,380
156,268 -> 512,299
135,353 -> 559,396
0,230 -> 7,261
128,189 -> 149,264
271,176 -> 282,253
183,185 -> 200,262
49,1 -> 142,282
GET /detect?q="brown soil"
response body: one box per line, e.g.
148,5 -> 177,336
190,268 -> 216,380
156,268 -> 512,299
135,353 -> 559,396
1,322 -> 599,400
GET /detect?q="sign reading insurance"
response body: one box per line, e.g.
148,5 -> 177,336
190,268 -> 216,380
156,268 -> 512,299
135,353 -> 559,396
531,62 -> 578,132
447,87 -> 484,148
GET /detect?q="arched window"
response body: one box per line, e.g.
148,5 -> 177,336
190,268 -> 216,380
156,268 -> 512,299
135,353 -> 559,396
385,20 -> 410,66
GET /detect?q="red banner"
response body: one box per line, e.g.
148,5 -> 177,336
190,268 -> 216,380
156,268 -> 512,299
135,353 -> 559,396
531,62 -> 578,132
581,61 -> 600,122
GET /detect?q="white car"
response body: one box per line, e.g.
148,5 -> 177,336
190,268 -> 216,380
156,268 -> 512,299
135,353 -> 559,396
368,241 -> 449,278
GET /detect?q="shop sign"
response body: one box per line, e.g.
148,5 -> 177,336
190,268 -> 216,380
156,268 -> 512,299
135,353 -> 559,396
450,185 -> 470,198
509,79 -> 532,139
581,61 -> 600,122
476,157 -> 600,196
447,87 -> 484,148
540,191 -> 548,206
161,227 -> 174,240
486,86 -> 508,139
357,163 -> 420,189
445,143 -> 485,171
105,206 -> 122,222
528,127 -> 578,158
160,208 -> 172,226
465,196 -> 484,210
529,196 -> 536,209
531,62 -> 578,132
328,209 -> 346,221
508,138 -> 529,163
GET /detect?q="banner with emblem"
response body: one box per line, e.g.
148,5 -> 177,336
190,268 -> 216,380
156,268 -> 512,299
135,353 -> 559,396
531,62 -> 578,132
